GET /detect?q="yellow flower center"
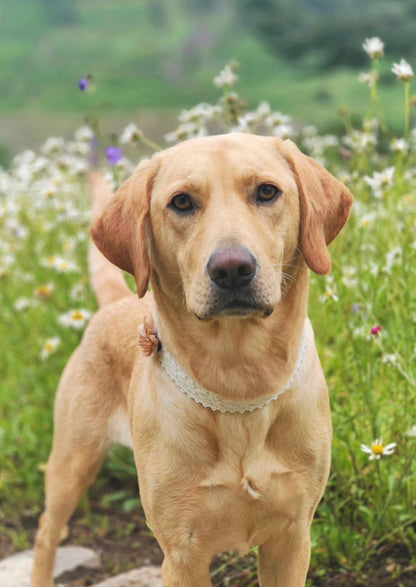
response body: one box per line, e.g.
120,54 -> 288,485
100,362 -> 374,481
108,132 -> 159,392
45,342 -> 54,352
372,443 -> 384,455
71,311 -> 85,321
36,285 -> 52,297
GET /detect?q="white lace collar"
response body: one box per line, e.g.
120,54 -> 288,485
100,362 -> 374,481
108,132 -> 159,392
158,326 -> 308,414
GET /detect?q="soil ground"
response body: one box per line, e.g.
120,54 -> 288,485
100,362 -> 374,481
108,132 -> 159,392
1,484 -> 415,587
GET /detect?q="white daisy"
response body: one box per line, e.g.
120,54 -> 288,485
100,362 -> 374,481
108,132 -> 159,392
74,126 -> 94,143
178,103 -> 221,124
14,297 -> 36,312
214,64 -> 238,88
58,309 -> 92,330
319,277 -> 339,303
40,337 -> 61,360
392,59 -> 414,82
405,425 -> 416,437
364,167 -> 395,199
382,353 -> 398,366
390,138 -> 408,153
359,71 -> 377,88
40,137 -> 65,156
342,266 -> 358,288
120,123 -> 143,145
54,257 -> 79,273
363,37 -> 384,59
70,282 -> 87,301
361,438 -> 396,460
34,283 -> 55,299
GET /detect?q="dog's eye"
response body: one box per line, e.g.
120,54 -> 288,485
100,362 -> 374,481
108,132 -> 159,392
256,184 -> 282,204
169,193 -> 195,213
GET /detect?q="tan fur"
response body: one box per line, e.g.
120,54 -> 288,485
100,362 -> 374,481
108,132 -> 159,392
31,134 -> 353,587
88,171 -> 132,306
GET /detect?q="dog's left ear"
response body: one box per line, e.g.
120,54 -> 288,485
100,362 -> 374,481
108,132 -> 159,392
281,140 -> 353,275
91,157 -> 159,297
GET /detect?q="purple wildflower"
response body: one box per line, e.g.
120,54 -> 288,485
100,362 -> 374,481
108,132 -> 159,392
105,146 -> 123,166
78,78 -> 89,91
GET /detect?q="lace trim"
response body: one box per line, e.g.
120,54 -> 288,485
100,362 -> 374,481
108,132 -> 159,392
159,327 -> 308,414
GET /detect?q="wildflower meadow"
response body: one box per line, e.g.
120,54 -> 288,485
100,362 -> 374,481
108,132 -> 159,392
1,39 -> 416,585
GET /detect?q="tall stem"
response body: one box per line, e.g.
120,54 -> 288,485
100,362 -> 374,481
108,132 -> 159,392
404,81 -> 410,139
371,59 -> 379,107
140,135 -> 162,152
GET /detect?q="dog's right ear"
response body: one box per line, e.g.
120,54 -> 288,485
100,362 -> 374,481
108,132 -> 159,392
91,158 -> 159,298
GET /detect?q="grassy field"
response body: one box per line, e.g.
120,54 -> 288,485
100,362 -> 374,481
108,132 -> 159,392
1,47 -> 416,585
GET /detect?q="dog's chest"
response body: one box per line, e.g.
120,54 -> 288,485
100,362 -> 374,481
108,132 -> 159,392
184,417 -> 306,554
200,416 -> 302,506
133,380 -> 325,558
199,433 -> 293,500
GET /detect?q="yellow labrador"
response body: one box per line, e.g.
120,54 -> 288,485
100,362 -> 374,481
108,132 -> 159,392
31,134 -> 353,586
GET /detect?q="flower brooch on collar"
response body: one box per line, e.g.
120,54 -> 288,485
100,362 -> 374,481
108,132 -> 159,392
138,315 -> 160,357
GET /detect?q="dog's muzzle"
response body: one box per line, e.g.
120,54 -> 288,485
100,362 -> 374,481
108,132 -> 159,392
202,245 -> 272,318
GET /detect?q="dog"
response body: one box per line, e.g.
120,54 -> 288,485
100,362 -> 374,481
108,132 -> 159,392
31,133 -> 353,586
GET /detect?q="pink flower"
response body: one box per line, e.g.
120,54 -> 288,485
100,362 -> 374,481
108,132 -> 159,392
371,325 -> 382,336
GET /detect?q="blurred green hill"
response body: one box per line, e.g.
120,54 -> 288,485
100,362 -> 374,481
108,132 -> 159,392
0,0 -> 413,163
239,0 -> 416,69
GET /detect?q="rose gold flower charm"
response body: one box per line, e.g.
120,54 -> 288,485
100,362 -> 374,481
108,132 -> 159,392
138,315 -> 159,357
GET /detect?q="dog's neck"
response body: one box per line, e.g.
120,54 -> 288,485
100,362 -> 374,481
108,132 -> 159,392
151,264 -> 310,401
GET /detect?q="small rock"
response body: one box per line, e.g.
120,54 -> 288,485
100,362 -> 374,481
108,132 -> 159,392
91,566 -> 162,587
54,545 -> 100,576
0,545 -> 100,587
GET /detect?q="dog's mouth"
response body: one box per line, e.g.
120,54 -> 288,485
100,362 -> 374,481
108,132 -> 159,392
222,299 -> 270,316
195,297 -> 274,320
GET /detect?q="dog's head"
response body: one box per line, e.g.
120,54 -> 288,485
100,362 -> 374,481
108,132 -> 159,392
92,134 -> 353,320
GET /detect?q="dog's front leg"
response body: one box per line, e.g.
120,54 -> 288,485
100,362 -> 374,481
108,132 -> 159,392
160,548 -> 213,587
257,525 -> 311,587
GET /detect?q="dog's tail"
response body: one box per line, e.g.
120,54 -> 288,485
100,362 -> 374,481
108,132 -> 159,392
88,171 -> 132,307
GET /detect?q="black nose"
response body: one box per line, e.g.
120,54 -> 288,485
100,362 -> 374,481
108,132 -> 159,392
207,246 -> 257,290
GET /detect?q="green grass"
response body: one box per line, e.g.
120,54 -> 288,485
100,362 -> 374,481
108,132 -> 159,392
308,184 -> 416,575
0,182 -> 96,507
1,55 -> 416,584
